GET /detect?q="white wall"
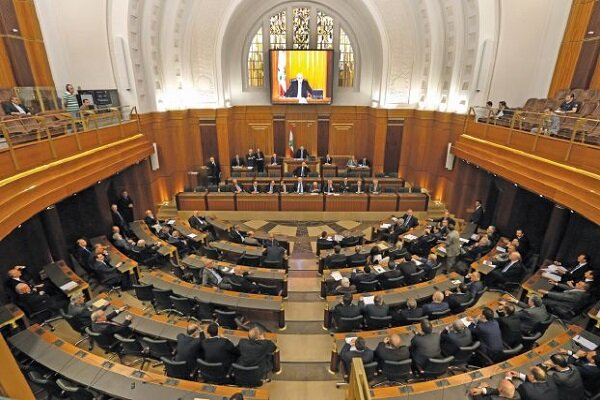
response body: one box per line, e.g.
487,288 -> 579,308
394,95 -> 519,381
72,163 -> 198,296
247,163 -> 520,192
35,0 -> 117,94
487,0 -> 571,107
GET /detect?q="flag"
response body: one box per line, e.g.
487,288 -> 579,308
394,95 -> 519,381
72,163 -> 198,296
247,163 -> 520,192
288,130 -> 294,158
278,51 -> 287,96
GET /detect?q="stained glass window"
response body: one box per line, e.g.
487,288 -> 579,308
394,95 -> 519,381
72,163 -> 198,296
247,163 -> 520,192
269,11 -> 286,50
247,27 -> 264,87
292,7 -> 310,49
316,11 -> 334,49
338,28 -> 355,87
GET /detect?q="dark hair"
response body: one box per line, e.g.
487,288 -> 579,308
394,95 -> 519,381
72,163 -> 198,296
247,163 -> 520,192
482,307 -> 494,321
486,101 -> 492,107
458,283 -> 468,293
551,354 -> 568,368
370,247 -> 381,256
364,265 -> 371,274
342,293 -> 353,306
334,245 -> 341,254
504,303 -> 515,316
186,324 -> 199,335
421,319 -> 432,334
531,295 -> 543,307
207,322 -> 219,337
355,337 -> 366,351
580,253 -> 590,262
230,394 -> 244,400
321,231 -> 327,238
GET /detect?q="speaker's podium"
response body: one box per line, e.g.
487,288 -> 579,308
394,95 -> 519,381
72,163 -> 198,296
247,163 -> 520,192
280,193 -> 323,211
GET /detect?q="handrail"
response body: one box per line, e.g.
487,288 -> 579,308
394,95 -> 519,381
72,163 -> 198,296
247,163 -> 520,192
468,106 -> 600,147
346,358 -> 372,400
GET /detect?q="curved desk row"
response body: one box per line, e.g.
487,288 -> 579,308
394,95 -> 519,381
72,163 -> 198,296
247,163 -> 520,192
140,271 -> 286,328
319,241 -> 391,274
129,221 -> 178,262
324,273 -> 462,328
90,236 -> 141,284
9,325 -> 269,400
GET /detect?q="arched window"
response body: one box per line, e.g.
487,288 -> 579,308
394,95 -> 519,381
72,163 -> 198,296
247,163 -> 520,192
245,5 -> 357,89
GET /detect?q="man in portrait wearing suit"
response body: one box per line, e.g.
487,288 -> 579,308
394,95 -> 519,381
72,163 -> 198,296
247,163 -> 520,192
207,156 -> 221,185
293,161 -> 310,177
294,146 -> 309,159
231,154 -> 245,168
294,177 -> 307,193
270,153 -> 279,165
284,73 -> 313,99
401,209 -> 418,230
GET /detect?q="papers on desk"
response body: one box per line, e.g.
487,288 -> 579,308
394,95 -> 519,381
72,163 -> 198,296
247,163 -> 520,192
373,266 -> 386,274
451,280 -> 462,285
92,299 -> 110,310
380,223 -> 391,229
60,281 -> 78,292
542,272 -> 562,282
461,317 -> 472,327
334,235 -> 344,242
471,234 -> 480,241
573,335 -> 598,350
544,264 -> 567,274
187,233 -> 198,239
391,217 -> 398,222
361,296 -> 375,305
413,259 -> 423,266
483,260 -> 496,269
596,309 -> 600,318
438,246 -> 447,253
330,271 -> 343,281
247,166 -> 254,170
151,224 -> 161,233
167,219 -> 175,225
496,246 -> 506,253
345,336 -> 358,351
404,234 -> 418,241
460,238 -> 470,244
310,192 -> 320,195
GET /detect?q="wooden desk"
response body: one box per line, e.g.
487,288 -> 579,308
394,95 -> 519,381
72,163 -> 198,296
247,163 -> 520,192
236,193 -> 279,211
346,166 -> 371,177
319,241 -> 391,274
0,303 -> 25,330
364,177 -> 405,190
397,193 -> 429,211
43,260 -> 92,299
172,219 -> 207,245
140,271 -> 285,328
280,193 -> 324,211
10,325 -> 270,400
230,166 -> 256,177
368,193 -> 398,211
129,221 -> 178,262
470,243 -> 508,275
324,273 -> 462,329
321,164 -> 338,177
181,254 -> 288,296
587,300 -> 600,329
107,296 -> 280,372
90,236 -> 141,284
175,191 -> 207,211
210,240 -> 266,258
284,158 -> 320,175
324,193 -> 368,211
205,215 -> 232,235
522,270 -> 554,298
248,231 -> 291,253
266,163 -> 282,177
321,264 -> 391,297
206,192 -> 236,211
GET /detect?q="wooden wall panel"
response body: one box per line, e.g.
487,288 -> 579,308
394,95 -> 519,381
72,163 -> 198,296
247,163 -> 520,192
3,37 -> 33,85
13,0 -> 43,40
287,119 -> 317,154
572,39 -> 600,88
273,116 -> 286,157
24,41 -> 54,86
329,123 -> 354,155
200,122 -> 218,165
383,122 -> 403,173
317,116 -> 329,156
0,38 -> 15,87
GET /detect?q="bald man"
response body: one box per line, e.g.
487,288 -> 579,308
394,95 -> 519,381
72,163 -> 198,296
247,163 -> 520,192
375,333 -> 410,368
469,378 -> 516,399
236,326 -> 277,378
175,323 -> 205,370
285,73 -> 313,99
504,366 -> 559,400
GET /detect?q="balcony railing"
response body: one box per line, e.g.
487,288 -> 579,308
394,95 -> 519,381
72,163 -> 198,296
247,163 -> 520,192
0,106 -> 139,150
469,106 -> 600,147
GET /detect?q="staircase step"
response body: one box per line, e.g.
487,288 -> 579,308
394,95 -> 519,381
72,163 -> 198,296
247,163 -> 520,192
272,362 -> 340,381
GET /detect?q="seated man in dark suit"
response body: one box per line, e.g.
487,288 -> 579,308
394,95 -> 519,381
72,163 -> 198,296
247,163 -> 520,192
325,245 -> 348,269
229,225 -> 247,244
236,326 -> 277,379
347,246 -> 367,266
6,266 -> 44,294
429,210 -> 456,229
441,320 -> 473,357
2,95 -> 31,115
397,255 -> 419,278
230,179 -> 244,194
231,154 -> 245,168
422,290 -> 450,317
269,153 -> 279,165
144,209 -> 159,227
293,162 -> 311,178
323,179 -> 337,195
112,232 -> 136,254
444,283 -> 473,313
332,293 -> 361,328
339,336 -> 374,377
564,348 -> 600,393
293,177 -> 307,193
358,157 -> 370,168
539,281 -> 591,319
556,253 -> 591,284
374,334 -> 410,369
322,153 -> 333,165
410,319 -> 442,370
495,302 -> 522,348
188,211 -> 209,231
74,239 -> 94,271
485,251 -> 524,288
467,307 -> 503,362
223,267 -> 259,294
263,244 -> 287,267
131,239 -> 165,267
317,231 -> 334,254
339,178 -> 352,193
248,179 -> 262,194
201,322 -> 239,370
14,283 -> 61,315
469,379 -> 517,399
333,277 -> 357,295
309,181 -> 322,193
503,366 -> 560,400
90,308 -> 132,337
377,261 -> 403,286
265,180 -> 278,194
465,271 -> 485,297
368,179 -> 381,194
351,265 -> 377,286
400,209 -> 418,230
91,253 -> 129,290
352,179 -> 365,194
391,298 -> 423,325
67,294 -> 95,328
506,294 -> 549,335
542,353 -> 585,400
294,145 -> 309,159
175,323 -> 205,371
360,295 -> 389,319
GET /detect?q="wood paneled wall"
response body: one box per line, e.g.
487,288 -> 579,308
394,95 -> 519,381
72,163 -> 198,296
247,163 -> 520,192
0,0 -> 54,88
549,0 -> 600,95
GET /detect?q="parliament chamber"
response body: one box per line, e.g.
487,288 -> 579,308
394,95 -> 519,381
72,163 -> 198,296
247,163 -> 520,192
1,1 -> 600,400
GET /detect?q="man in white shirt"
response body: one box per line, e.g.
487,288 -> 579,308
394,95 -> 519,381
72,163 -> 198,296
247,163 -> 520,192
2,96 -> 31,116
295,177 -> 305,194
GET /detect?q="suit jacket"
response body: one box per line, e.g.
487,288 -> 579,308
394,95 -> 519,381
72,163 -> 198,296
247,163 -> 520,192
562,262 -> 591,283
497,260 -> 525,282
255,151 -> 265,164
323,184 -> 337,194
293,166 -> 310,177
374,342 -> 410,368
422,301 -> 450,316
231,157 -> 245,167
188,215 -> 207,231
361,303 -> 389,318
237,338 -> 277,374
378,268 -> 403,284
201,336 -> 238,368
323,156 -> 333,164
549,367 -> 585,400
75,246 -> 93,269
263,246 -> 285,265
515,303 -> 549,334
410,333 -> 442,367
332,303 -> 361,322
401,214 -> 419,230
440,329 -> 473,357
398,261 -> 418,278
467,280 -> 484,297
201,268 -> 223,287
351,271 -> 377,285
229,230 -> 246,244
469,320 -> 503,358
294,148 -> 310,159
206,161 -> 221,180
326,253 -> 349,268
264,182 -> 278,193
544,289 -> 590,316
444,230 -> 461,257
17,292 -> 54,313
392,307 -> 423,325
497,314 -> 522,348
245,153 -> 256,167
368,183 -> 381,194
514,235 -> 530,256
175,333 -> 205,368
111,210 -> 127,232
447,292 -> 472,312
2,101 -> 30,115
91,310 -> 132,337
470,206 -> 484,225
516,380 -> 559,400
293,182 -> 308,193
92,260 -> 121,285
285,79 -> 313,98
248,184 -> 262,194
269,156 -> 279,165
340,343 -> 374,372
144,215 -> 158,227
